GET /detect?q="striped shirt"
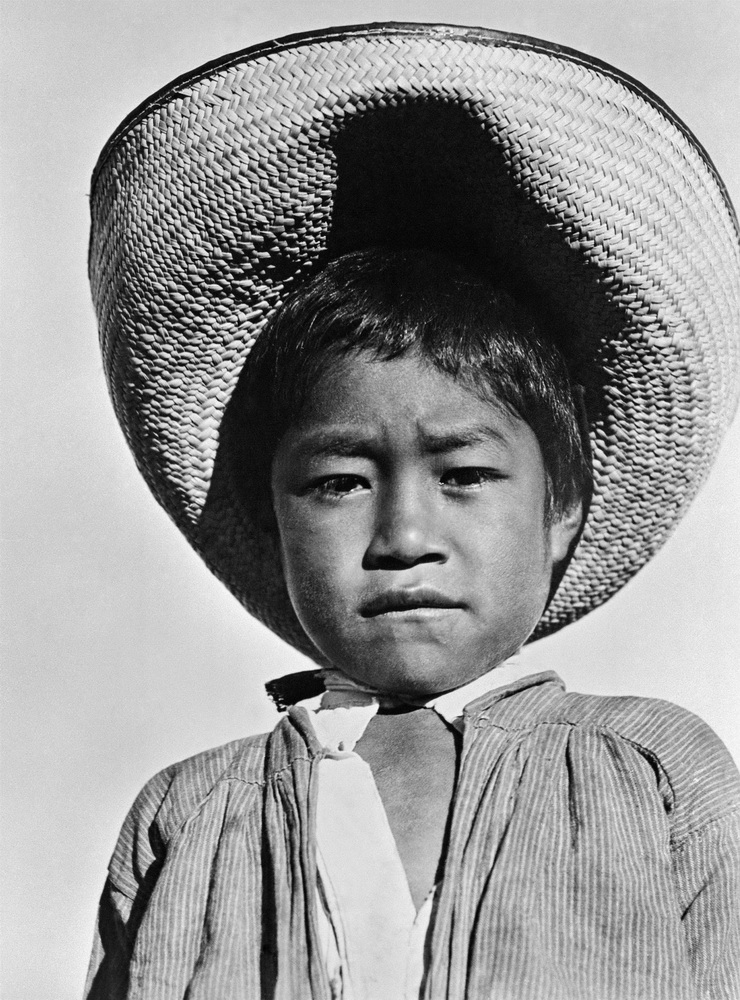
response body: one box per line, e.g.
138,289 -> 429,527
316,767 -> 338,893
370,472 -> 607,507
85,672 -> 740,999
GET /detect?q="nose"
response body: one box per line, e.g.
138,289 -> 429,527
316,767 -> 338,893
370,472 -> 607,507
363,480 -> 448,570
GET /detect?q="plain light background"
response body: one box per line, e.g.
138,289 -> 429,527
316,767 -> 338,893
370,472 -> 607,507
2,2 -> 738,997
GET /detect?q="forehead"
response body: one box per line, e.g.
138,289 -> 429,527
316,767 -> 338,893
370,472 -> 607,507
282,350 -> 540,460
304,349 -> 499,413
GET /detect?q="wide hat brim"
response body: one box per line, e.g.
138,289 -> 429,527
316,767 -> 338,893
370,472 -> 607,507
90,23 -> 740,664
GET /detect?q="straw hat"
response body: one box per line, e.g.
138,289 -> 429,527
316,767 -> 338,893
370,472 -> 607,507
89,23 -> 740,664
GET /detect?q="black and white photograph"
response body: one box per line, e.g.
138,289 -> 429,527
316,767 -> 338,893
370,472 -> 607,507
2,2 -> 739,998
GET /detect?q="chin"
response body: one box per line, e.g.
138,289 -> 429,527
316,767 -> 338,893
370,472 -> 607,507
339,650 -> 481,699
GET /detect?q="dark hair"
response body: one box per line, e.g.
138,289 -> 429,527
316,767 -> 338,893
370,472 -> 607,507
226,248 -> 591,526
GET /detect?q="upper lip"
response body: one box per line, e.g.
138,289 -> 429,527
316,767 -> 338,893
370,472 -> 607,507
360,587 -> 464,618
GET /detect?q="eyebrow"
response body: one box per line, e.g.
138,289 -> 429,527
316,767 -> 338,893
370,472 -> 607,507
293,431 -> 381,460
418,424 -> 512,453
294,422 -> 513,459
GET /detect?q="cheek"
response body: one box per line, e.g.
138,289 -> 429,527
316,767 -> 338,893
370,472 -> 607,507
275,505 -> 359,626
472,507 -> 553,605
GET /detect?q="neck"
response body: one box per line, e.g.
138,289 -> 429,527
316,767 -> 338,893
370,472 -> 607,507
320,652 -> 524,710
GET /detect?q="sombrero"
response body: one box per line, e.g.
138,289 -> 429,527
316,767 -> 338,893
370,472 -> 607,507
89,22 -> 740,666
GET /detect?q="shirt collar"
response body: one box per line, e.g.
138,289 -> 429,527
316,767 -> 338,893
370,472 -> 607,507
424,655 -> 540,729
302,654 -> 542,753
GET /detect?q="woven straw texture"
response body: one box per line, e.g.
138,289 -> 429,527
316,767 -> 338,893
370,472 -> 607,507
89,24 -> 740,662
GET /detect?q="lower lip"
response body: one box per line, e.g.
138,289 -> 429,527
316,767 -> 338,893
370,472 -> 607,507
371,607 -> 462,621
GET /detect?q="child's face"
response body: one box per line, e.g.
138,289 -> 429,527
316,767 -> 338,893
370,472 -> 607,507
270,351 -> 580,696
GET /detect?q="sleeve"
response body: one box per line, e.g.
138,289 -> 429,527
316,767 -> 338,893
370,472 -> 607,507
662,711 -> 740,1000
83,767 -> 175,999
84,880 -> 138,1000
672,809 -> 740,999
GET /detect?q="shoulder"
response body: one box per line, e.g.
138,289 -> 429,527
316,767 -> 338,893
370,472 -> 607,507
108,731 -> 271,897
555,689 -> 740,843
139,728 -> 272,821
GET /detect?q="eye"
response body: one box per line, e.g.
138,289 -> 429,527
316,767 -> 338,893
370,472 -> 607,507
441,467 -> 502,489
311,474 -> 370,497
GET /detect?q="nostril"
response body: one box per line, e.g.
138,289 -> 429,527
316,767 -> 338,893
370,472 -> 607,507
362,550 -> 445,571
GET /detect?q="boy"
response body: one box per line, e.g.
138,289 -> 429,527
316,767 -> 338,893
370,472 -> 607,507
85,23 -> 740,1000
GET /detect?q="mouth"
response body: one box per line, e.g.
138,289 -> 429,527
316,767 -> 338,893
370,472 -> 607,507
360,587 -> 465,619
